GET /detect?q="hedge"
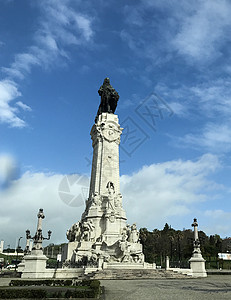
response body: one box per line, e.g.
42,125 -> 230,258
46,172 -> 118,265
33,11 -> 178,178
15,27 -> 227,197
5,279 -> 101,299
0,289 -> 47,299
10,279 -> 72,287
9,279 -> 100,287
0,287 -> 100,299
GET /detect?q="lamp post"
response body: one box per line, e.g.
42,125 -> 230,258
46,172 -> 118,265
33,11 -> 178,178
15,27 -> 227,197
24,229 -> 31,255
189,217 -> 207,277
7,244 -> 10,266
191,218 -> 201,254
15,237 -> 23,271
25,209 -> 52,253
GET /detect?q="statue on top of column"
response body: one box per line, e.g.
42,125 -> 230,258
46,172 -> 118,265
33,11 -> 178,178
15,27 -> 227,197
95,78 -> 119,122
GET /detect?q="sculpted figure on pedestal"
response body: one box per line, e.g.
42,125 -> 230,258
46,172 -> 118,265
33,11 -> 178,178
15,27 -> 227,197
106,181 -> 115,210
107,181 -> 115,194
66,222 -> 81,242
128,224 -> 139,243
92,192 -> 101,206
119,234 -> 131,262
95,78 -> 119,122
81,220 -> 95,242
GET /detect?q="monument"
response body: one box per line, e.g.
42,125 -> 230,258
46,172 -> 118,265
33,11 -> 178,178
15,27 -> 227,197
18,79 -> 208,279
189,218 -> 207,277
63,78 -> 145,269
18,209 -> 52,278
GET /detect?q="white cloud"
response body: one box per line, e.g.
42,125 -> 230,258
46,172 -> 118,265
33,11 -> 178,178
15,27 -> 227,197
0,0 -> 94,127
16,101 -> 32,111
0,154 -> 226,247
173,0 -> 231,61
74,14 -> 93,41
3,1 -> 94,80
0,171 -> 89,248
166,102 -> 186,117
179,123 -> 231,153
121,153 -> 221,229
0,80 -> 25,127
203,210 -> 231,237
189,79 -> 231,117
154,79 -> 231,153
123,0 -> 231,64
205,209 -> 231,219
155,78 -> 231,119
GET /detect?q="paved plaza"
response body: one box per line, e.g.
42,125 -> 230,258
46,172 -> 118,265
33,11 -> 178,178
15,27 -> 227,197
101,275 -> 231,300
1,275 -> 231,299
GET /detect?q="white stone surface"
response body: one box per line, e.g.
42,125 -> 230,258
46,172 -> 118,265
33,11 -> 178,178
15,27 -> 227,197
189,255 -> 207,278
166,256 -> 170,270
64,113 -> 145,268
20,250 -> 48,278
0,240 -> 4,254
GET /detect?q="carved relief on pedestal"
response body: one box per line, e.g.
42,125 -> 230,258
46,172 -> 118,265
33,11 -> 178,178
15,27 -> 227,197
91,114 -> 123,146
101,121 -> 122,144
81,220 -> 95,242
66,221 -> 81,242
66,220 -> 96,243
91,192 -> 101,206
114,193 -> 123,208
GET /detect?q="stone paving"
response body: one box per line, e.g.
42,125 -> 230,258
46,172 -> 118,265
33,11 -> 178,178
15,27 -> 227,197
101,276 -> 231,300
1,276 -> 231,299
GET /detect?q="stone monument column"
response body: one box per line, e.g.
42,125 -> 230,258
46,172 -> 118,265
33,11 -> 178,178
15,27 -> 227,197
79,79 -> 127,245
189,218 -> 207,277
19,209 -> 52,278
89,112 -> 122,197
86,112 -> 127,240
33,208 -> 45,251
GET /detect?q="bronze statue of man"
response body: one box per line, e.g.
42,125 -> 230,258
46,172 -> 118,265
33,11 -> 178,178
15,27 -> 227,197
95,78 -> 119,122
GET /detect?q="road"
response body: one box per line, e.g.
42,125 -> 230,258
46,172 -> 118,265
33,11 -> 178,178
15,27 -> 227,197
101,276 -> 231,300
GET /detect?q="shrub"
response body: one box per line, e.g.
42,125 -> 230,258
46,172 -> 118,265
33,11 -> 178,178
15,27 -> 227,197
10,279 -> 73,287
0,289 -> 47,299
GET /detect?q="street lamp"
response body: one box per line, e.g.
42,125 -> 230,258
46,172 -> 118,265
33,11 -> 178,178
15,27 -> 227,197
24,229 -> 31,255
7,244 -> 10,266
15,237 -> 23,271
25,209 -> 52,252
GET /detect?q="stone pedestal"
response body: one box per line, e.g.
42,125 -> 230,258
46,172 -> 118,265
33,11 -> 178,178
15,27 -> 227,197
19,250 -> 48,279
189,254 -> 207,278
166,256 -> 170,270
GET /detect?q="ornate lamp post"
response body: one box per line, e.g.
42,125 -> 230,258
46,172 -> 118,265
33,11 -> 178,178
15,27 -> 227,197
26,208 -> 52,252
20,208 -> 52,277
189,218 -> 207,277
15,237 -> 23,271
24,229 -> 31,255
191,218 -> 201,254
6,244 -> 10,265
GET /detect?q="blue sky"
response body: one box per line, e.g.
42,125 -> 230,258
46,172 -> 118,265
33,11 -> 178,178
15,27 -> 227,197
1,0 -> 231,249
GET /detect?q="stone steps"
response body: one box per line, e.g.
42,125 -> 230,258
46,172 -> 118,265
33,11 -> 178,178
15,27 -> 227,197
86,269 -> 189,280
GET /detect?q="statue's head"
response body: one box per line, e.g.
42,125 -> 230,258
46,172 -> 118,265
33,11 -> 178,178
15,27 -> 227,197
103,78 -> 110,85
